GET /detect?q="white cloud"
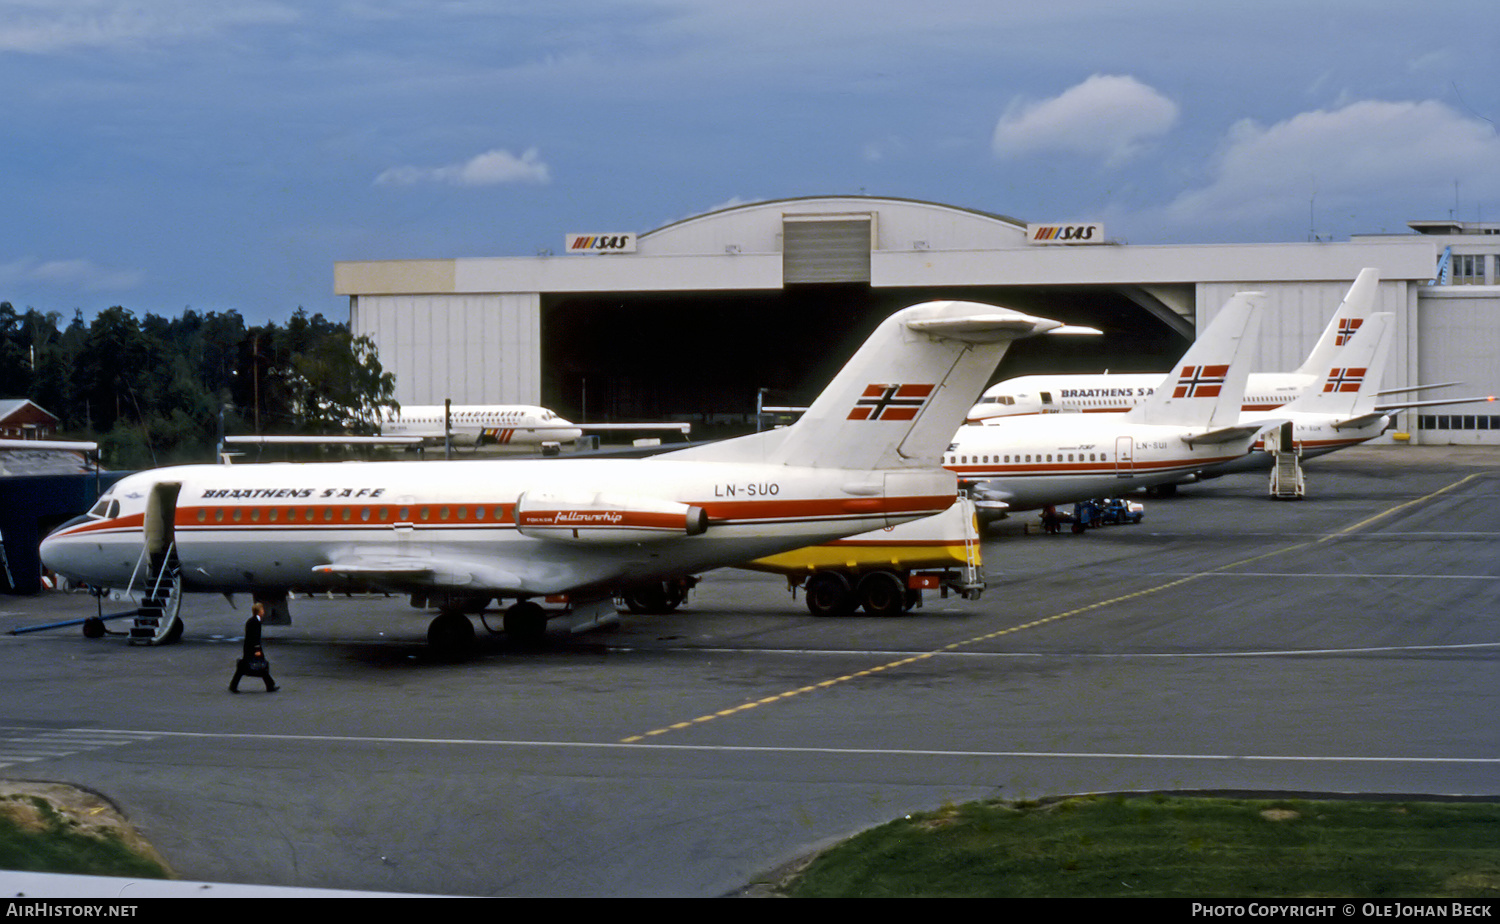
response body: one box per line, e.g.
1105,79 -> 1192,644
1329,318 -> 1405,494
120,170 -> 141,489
992,74 -> 1179,165
0,1 -> 297,54
1163,99 -> 1500,231
375,148 -> 551,187
0,256 -> 144,292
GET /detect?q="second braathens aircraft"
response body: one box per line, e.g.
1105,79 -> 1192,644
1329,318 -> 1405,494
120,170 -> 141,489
42,300 -> 1061,649
967,268 -> 1383,420
943,292 -> 1278,519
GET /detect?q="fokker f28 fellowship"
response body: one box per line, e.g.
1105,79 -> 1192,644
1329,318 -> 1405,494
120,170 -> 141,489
41,300 -> 1062,650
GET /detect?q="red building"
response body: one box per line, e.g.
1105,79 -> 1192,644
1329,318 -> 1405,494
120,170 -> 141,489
0,400 -> 59,440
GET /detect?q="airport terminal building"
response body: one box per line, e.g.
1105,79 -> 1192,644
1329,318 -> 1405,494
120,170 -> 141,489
335,196 -> 1500,445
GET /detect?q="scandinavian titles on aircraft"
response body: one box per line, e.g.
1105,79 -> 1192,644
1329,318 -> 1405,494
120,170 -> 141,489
199,487 -> 389,499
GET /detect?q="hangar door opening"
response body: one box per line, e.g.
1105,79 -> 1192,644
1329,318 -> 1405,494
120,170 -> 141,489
541,286 -> 884,434
540,285 -> 1189,437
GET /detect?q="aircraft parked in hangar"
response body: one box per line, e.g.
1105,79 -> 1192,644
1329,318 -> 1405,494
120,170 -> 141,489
41,300 -> 1062,650
967,268 -> 1383,421
943,292 -> 1277,520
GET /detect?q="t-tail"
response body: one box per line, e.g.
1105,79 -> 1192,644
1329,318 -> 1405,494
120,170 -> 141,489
1124,292 -> 1264,429
663,300 -> 1061,470
1293,268 -> 1380,377
1283,313 -> 1394,420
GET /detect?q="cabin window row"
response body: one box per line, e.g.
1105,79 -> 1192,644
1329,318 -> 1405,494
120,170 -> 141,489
945,452 -> 1111,464
193,505 -> 512,525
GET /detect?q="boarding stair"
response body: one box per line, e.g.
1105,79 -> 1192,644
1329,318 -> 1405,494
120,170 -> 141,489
1266,422 -> 1305,500
128,541 -> 184,645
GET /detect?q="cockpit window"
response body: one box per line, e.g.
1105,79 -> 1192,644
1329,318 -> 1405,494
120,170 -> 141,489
87,498 -> 120,519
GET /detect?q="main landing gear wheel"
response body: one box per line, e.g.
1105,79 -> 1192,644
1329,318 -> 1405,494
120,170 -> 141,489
427,610 -> 476,657
858,570 -> 907,617
621,581 -> 688,615
805,572 -> 856,617
503,601 -> 548,646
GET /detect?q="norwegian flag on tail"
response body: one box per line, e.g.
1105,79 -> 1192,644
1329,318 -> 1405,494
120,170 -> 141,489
1171,365 -> 1230,399
846,384 -> 935,421
1322,367 -> 1368,393
1335,317 -> 1365,347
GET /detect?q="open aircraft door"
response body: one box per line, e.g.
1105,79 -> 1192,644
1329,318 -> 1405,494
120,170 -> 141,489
134,482 -> 184,644
1114,436 -> 1134,477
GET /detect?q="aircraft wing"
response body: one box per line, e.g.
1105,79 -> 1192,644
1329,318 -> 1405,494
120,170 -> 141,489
1374,395 -> 1495,413
574,423 -> 692,433
1181,418 -> 1287,448
1375,382 -> 1463,397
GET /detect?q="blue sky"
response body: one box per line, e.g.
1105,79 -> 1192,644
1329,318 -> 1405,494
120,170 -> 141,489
3,1 -> 1496,324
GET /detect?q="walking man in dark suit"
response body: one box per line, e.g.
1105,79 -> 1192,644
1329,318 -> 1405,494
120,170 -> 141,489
230,602 -> 279,693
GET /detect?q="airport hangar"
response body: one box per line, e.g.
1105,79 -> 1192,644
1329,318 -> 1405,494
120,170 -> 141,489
335,196 -> 1500,446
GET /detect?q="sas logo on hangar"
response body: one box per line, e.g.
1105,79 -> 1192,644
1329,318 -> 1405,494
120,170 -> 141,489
565,233 -> 637,254
1027,223 -> 1104,244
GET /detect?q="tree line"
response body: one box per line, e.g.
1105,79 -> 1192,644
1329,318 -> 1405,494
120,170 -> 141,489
0,303 -> 397,469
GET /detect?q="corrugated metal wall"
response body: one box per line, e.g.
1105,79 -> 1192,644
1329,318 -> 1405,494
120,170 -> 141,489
352,293 -> 541,405
1416,290 -> 1500,445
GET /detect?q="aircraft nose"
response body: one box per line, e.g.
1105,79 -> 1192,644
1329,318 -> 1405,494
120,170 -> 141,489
38,518 -> 90,577
38,529 -> 68,573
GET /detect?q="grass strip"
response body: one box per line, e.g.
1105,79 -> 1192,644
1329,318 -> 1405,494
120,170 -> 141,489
784,795 -> 1500,898
0,791 -> 170,880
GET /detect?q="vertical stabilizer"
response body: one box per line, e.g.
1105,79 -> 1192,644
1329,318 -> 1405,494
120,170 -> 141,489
1124,292 -> 1263,429
1283,313 -> 1394,417
663,300 -> 1060,469
1293,268 -> 1380,377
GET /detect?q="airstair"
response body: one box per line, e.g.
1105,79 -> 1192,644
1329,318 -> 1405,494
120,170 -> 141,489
133,543 -> 183,643
1265,422 -> 1305,500
125,480 -> 186,644
127,541 -> 184,644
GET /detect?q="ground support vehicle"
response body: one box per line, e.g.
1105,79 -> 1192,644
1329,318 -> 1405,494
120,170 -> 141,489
1096,497 -> 1145,525
737,497 -> 984,617
1032,498 -> 1145,534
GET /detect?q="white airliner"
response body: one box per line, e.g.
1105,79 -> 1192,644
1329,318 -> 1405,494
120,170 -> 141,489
943,292 -> 1277,517
1207,313 -> 1494,474
380,404 -> 583,447
379,404 -> 695,449
968,268 -> 1382,420
41,300 -> 1061,649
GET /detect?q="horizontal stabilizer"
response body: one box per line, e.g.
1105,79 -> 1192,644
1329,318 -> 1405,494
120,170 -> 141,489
905,311 -> 1061,342
1182,419 -> 1284,447
1333,412 -> 1389,431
